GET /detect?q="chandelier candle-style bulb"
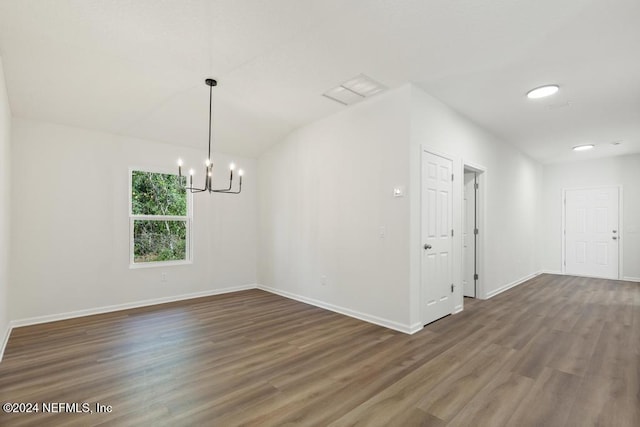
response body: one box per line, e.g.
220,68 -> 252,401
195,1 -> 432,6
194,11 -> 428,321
176,79 -> 243,194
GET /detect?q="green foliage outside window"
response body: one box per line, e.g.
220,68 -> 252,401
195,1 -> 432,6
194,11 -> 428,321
131,171 -> 189,263
133,220 -> 186,262
132,171 -> 186,216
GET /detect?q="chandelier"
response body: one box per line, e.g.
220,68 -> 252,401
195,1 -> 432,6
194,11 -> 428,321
177,79 -> 243,194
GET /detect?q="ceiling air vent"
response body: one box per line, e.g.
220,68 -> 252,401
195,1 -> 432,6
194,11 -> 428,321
322,74 -> 387,106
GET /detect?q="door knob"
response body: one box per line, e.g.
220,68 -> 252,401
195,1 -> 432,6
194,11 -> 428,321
424,244 -> 432,250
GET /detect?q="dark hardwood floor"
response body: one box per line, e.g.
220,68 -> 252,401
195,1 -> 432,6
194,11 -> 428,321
0,274 -> 638,426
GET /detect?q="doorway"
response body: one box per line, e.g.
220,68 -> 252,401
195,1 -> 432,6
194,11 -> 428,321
463,171 -> 477,297
462,163 -> 485,300
563,186 -> 620,279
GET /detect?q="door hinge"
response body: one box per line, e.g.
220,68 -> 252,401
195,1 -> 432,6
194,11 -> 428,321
474,273 -> 479,280
474,183 -> 479,190
451,229 -> 454,237
451,284 -> 454,292
474,228 -> 479,235
451,173 -> 454,181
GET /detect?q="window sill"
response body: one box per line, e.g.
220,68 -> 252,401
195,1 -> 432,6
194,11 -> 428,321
129,260 -> 192,269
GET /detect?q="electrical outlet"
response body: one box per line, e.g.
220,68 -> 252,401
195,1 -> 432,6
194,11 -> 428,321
321,275 -> 327,286
161,273 -> 167,282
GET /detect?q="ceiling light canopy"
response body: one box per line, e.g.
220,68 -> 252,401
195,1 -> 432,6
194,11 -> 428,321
573,144 -> 594,152
526,84 -> 559,99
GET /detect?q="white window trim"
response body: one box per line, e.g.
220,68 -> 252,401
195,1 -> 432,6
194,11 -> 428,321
129,167 -> 193,268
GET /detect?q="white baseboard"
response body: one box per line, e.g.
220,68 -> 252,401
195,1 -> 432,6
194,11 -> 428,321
543,270 -> 640,282
453,304 -> 463,314
0,322 -> 11,363
484,271 -> 541,299
256,284 -> 416,334
408,322 -> 423,334
10,284 -> 257,329
558,272 -> 634,281
539,270 -> 563,275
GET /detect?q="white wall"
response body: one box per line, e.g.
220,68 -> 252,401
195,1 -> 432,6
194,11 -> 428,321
258,84 -> 544,332
258,87 -> 413,331
540,155 -> 640,280
9,119 -> 257,322
0,57 -> 11,357
409,86 -> 543,325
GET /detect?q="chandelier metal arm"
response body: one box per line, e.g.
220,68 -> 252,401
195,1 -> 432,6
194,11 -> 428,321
211,186 -> 241,194
210,170 -> 233,192
180,176 -> 207,193
187,187 -> 208,193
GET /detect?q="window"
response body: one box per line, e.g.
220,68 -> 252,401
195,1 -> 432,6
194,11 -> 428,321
129,170 -> 191,266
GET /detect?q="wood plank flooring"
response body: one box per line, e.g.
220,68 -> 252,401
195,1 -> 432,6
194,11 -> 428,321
0,274 -> 638,426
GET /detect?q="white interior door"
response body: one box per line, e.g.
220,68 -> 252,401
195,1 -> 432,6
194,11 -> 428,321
463,172 -> 476,297
421,150 -> 453,325
565,187 -> 619,279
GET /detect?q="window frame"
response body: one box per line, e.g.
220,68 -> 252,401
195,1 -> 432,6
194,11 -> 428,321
128,167 -> 193,269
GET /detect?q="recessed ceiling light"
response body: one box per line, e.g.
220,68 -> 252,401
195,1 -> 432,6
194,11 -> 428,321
573,144 -> 594,151
526,84 -> 559,99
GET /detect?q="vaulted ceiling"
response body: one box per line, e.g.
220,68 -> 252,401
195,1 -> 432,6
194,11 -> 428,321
0,0 -> 638,163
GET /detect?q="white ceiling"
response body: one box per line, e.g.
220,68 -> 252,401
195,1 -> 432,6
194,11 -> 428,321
0,0 -> 638,162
